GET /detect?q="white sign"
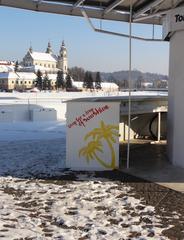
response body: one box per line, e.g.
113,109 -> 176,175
66,102 -> 120,171
163,6 -> 184,40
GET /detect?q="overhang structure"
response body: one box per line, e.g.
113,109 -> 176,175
0,0 -> 183,25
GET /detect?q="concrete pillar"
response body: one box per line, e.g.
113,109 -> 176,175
167,30 -> 184,167
157,112 -> 161,142
163,6 -> 184,167
119,120 -> 135,142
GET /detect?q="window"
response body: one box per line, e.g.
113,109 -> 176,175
44,64 -> 46,67
12,81 -> 14,84
48,64 -> 50,68
16,81 -> 18,84
29,81 -> 31,84
20,81 -> 22,84
24,81 -> 27,84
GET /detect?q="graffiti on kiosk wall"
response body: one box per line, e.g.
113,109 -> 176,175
67,105 -> 109,128
79,120 -> 119,169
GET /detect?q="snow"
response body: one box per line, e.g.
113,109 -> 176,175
72,81 -> 119,90
16,72 -> 37,80
0,121 -> 66,141
0,91 -> 168,101
0,62 -> 15,73
30,51 -> 57,62
0,175 -> 170,239
0,65 -> 14,73
0,72 -> 18,79
0,121 -> 66,178
0,120 -> 172,239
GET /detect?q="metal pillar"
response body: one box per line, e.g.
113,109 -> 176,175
126,2 -> 132,169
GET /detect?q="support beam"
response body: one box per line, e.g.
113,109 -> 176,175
81,8 -> 163,42
133,9 -> 168,23
133,0 -> 164,19
104,0 -> 126,14
73,0 -> 85,8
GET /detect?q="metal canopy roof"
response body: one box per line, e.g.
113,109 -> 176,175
0,0 -> 184,25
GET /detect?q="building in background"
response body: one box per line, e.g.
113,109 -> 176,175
0,41 -> 68,91
0,41 -> 119,92
0,61 -> 15,72
0,72 -> 35,91
22,41 -> 68,76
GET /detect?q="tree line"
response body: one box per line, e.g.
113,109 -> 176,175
35,70 -> 72,90
35,68 -> 102,91
83,71 -> 101,90
69,67 -> 102,90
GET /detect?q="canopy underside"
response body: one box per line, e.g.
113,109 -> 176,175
0,0 -> 184,25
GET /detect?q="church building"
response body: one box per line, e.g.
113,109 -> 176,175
0,41 -> 68,91
22,41 -> 68,77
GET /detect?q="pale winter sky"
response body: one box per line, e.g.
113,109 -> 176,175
0,6 -> 169,75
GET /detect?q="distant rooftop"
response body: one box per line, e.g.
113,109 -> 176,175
30,52 -> 57,62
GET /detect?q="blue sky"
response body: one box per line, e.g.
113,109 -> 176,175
0,6 -> 169,74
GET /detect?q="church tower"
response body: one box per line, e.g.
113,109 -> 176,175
29,45 -> 33,53
57,41 -> 68,77
46,41 -> 52,54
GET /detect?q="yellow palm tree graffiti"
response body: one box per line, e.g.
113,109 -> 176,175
79,121 -> 119,169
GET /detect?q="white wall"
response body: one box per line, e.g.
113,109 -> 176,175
168,30 -> 184,167
0,91 -> 122,121
0,91 -> 167,122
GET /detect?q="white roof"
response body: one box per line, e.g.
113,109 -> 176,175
0,71 -> 57,81
72,81 -> 118,89
47,74 -> 57,80
16,72 -> 37,80
0,61 -> 14,65
0,65 -> 14,73
21,65 -> 59,72
0,72 -> 18,79
30,52 -> 57,62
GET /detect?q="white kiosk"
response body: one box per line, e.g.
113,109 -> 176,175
66,101 -> 120,170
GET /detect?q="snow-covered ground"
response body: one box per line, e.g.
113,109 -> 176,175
0,121 -> 66,141
0,174 -> 170,240
0,121 -> 66,178
0,121 -> 171,239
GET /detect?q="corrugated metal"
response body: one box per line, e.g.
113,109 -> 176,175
44,0 -> 182,13
0,0 -> 184,24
